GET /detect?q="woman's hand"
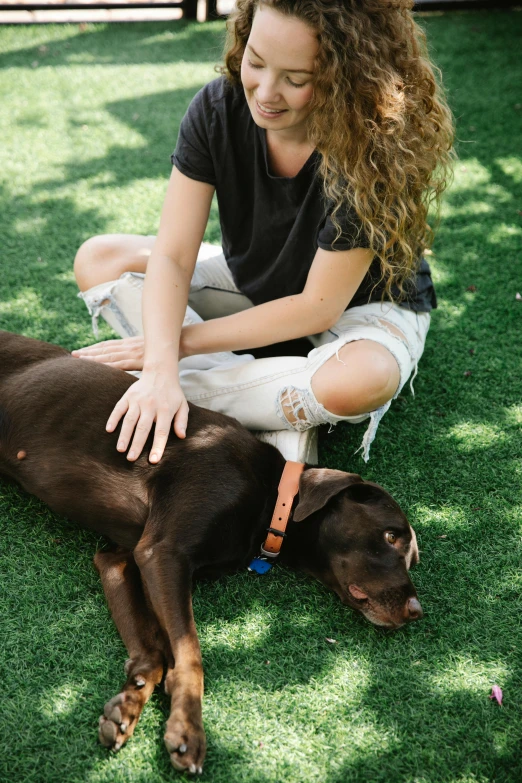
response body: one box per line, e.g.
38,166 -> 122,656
106,367 -> 189,463
72,337 -> 145,371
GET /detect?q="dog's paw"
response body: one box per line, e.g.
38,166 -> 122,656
98,688 -> 143,751
164,716 -> 206,774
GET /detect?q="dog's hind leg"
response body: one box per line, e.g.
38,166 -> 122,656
94,548 -> 167,752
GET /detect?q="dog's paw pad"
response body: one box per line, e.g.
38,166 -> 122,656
98,692 -> 140,751
164,725 -> 206,774
98,716 -> 118,747
104,693 -> 125,723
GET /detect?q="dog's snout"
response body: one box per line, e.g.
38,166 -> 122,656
405,597 -> 423,622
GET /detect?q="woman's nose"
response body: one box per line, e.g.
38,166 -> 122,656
255,75 -> 281,105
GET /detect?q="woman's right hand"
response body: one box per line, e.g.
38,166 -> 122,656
106,366 -> 189,464
72,337 -> 145,371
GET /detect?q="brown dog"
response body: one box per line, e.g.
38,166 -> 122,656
0,331 -> 421,774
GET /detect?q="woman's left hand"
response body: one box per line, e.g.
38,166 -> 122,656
72,337 -> 145,371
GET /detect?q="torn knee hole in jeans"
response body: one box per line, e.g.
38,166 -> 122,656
278,386 -> 326,432
373,317 -> 408,346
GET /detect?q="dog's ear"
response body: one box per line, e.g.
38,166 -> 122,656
293,469 -> 363,522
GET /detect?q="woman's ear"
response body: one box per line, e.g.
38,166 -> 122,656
293,468 -> 363,522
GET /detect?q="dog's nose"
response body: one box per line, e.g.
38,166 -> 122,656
405,597 -> 423,622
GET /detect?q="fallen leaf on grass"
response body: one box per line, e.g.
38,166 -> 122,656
490,685 -> 503,706
471,507 -> 481,511
437,535 -> 447,539
466,285 -> 477,293
325,638 -> 338,644
469,348 -> 475,356
464,370 -> 472,377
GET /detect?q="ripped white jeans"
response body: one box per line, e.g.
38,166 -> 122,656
78,243 -> 430,461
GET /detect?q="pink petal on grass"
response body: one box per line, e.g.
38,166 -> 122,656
490,685 -> 503,706
516,292 -> 522,301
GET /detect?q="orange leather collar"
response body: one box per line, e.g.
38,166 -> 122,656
260,461 -> 305,559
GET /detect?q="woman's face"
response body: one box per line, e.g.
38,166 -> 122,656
240,4 -> 318,137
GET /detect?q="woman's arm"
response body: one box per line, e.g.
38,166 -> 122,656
106,167 -> 215,463
180,246 -> 374,357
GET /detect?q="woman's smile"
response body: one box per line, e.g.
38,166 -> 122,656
255,99 -> 288,118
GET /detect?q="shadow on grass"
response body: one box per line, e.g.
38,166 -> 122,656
0,21 -> 226,69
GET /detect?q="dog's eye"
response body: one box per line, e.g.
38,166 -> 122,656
385,531 -> 397,544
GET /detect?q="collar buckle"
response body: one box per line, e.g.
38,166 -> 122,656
258,461 -> 305,561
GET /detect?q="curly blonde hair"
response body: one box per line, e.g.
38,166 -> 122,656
220,0 -> 455,300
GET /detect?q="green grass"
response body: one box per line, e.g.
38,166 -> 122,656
0,10 -> 521,783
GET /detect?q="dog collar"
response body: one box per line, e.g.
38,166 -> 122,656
249,461 -> 305,573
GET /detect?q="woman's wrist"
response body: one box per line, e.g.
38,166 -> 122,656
143,353 -> 179,377
179,324 -> 196,359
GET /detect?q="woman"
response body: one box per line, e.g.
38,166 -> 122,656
73,0 -> 454,465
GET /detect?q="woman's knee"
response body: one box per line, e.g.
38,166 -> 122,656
74,234 -> 153,292
310,341 -> 401,418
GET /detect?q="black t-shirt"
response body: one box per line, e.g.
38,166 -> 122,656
171,77 -> 436,312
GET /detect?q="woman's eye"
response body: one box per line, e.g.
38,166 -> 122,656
248,61 -> 262,70
385,531 -> 397,544
287,79 -> 306,88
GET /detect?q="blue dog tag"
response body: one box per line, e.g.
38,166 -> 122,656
248,557 -> 272,574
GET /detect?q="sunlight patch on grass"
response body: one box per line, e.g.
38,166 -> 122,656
0,289 -> 46,318
442,200 -> 495,218
14,215 -> 48,234
204,658 -> 382,782
199,609 -> 272,650
416,506 -> 471,535
447,421 -> 506,452
39,683 -> 82,718
487,223 -> 522,244
432,300 -> 466,327
504,404 -> 522,426
450,158 -> 491,191
440,181 -> 513,219
141,21 -> 225,48
495,156 -> 522,183
425,259 -> 452,285
428,655 -> 509,696
78,178 -> 165,235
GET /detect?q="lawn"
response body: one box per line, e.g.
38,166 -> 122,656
0,9 -> 521,783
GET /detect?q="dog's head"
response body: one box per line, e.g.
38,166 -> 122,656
293,469 -> 421,629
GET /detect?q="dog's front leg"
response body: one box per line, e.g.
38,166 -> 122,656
94,549 -> 167,751
134,540 -> 205,775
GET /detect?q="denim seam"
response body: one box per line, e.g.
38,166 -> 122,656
184,365 -> 307,401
